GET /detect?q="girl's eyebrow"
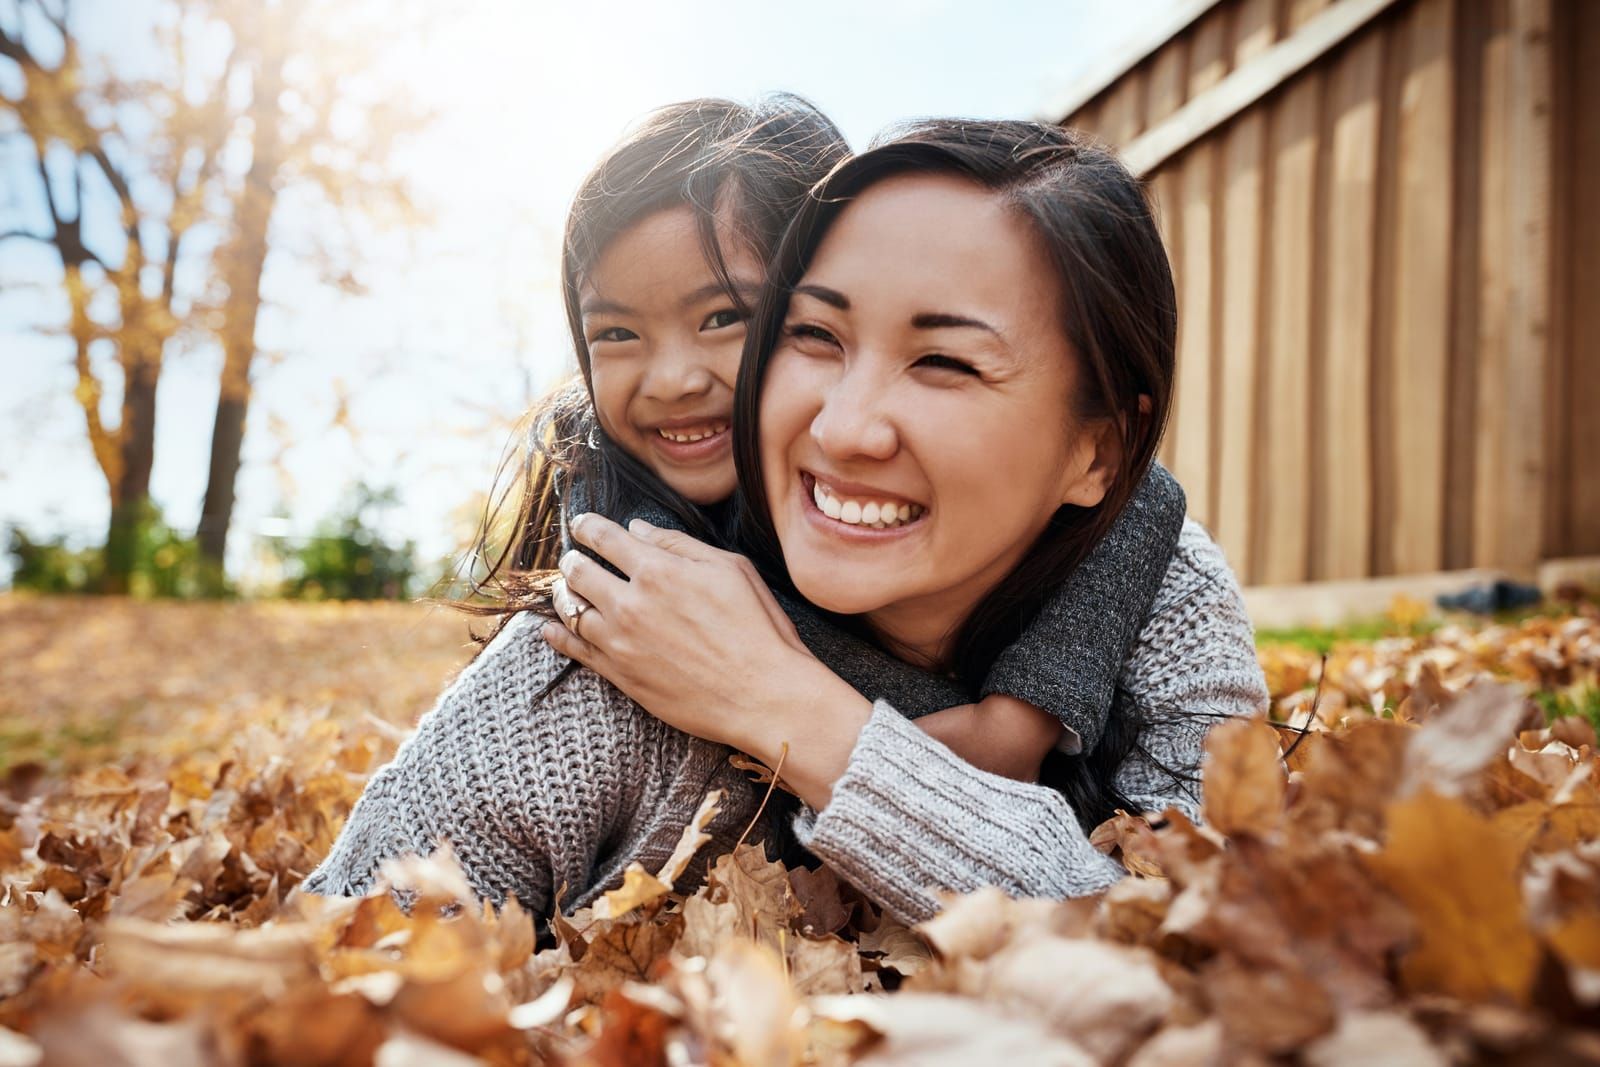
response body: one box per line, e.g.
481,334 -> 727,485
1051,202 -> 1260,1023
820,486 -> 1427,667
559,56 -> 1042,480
679,280 -> 759,310
580,296 -> 632,317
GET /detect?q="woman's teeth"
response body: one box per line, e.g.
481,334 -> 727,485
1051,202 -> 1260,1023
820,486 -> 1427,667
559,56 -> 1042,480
811,480 -> 924,529
656,422 -> 728,443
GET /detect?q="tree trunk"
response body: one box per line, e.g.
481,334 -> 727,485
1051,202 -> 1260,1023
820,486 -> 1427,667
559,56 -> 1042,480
196,55 -> 284,576
102,341 -> 161,594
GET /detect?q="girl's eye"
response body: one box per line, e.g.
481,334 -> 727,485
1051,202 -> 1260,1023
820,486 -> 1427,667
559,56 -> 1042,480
700,308 -> 745,331
914,353 -> 979,376
590,326 -> 637,344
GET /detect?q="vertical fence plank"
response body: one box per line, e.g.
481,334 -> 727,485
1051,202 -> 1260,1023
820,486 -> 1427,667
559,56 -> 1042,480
1100,69 -> 1148,146
1313,30 -> 1382,580
1443,0 -> 1487,570
1563,1 -> 1600,555
1476,0 -> 1551,571
1256,72 -> 1320,584
1214,0 -> 1279,580
1145,32 -> 1190,130
1152,168 -> 1183,474
1380,0 -> 1454,576
1472,1 -> 1511,568
1171,19 -> 1230,528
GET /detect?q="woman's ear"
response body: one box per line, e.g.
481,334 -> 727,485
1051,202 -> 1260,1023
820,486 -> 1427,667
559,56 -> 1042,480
1059,417 -> 1124,509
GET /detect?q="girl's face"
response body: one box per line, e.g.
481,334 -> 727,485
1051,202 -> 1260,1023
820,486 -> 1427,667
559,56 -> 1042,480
759,174 -> 1119,664
580,206 -> 759,505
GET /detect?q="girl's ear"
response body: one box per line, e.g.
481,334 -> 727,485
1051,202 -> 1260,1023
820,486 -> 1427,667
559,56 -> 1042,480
1059,416 -> 1125,509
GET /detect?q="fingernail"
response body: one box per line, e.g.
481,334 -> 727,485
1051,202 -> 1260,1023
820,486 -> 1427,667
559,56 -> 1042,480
559,549 -> 580,574
570,512 -> 590,536
628,517 -> 653,533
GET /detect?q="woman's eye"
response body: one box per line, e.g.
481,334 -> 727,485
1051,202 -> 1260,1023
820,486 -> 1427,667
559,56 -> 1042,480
914,353 -> 979,376
700,308 -> 745,331
590,326 -> 637,344
784,322 -> 840,348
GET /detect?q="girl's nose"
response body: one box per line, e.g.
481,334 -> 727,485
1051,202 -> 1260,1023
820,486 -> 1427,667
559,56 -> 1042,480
639,338 -> 714,402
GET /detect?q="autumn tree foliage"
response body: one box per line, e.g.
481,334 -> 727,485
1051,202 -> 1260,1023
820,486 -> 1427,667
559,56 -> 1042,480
1,0 -> 230,591
0,0 -> 419,591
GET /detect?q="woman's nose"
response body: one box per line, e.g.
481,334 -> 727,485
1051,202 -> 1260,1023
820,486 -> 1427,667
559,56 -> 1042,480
810,370 -> 898,461
639,339 -> 714,402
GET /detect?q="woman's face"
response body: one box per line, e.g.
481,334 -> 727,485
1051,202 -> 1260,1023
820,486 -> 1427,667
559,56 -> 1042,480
580,206 -> 758,505
759,173 -> 1117,663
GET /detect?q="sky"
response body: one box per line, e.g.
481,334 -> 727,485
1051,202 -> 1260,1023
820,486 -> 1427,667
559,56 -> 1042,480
0,0 -> 1180,587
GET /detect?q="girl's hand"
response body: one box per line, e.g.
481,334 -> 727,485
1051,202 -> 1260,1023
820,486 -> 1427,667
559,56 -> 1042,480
542,515 -> 873,805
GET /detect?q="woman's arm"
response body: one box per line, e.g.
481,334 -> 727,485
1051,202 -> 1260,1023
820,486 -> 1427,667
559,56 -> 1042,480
789,520 -> 1267,922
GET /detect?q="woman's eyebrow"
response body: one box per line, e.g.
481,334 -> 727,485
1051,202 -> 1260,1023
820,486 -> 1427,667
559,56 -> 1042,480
910,311 -> 1001,336
792,284 -> 849,309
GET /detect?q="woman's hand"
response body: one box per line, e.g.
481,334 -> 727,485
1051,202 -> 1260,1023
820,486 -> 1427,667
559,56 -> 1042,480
542,514 -> 873,806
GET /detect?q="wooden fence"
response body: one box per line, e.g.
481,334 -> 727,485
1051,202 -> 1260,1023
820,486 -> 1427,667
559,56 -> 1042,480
1055,0 -> 1597,587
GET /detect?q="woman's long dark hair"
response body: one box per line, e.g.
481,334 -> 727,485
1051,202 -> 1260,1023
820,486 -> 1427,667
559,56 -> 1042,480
733,120 -> 1178,830
446,96 -> 848,640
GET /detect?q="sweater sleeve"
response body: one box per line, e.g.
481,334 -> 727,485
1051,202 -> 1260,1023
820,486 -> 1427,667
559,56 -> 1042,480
300,612 -> 757,911
980,461 -> 1187,754
792,519 -> 1268,923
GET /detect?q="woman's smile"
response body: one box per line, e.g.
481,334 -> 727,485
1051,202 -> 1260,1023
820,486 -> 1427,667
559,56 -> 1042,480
799,470 -> 928,540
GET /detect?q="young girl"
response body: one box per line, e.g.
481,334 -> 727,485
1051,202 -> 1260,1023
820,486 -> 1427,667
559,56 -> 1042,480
471,95 -> 1187,798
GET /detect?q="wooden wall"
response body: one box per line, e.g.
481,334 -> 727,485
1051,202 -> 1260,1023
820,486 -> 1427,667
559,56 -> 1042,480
1059,0 -> 1598,586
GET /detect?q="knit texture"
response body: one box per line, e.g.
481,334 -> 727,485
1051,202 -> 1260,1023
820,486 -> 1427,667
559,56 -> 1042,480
302,519 -> 1266,922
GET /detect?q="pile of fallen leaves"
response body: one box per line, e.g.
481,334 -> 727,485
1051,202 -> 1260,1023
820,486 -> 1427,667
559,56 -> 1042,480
2,596 -> 1599,1065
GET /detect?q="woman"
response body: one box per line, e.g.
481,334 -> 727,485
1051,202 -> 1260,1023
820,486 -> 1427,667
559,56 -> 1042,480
304,120 -> 1266,923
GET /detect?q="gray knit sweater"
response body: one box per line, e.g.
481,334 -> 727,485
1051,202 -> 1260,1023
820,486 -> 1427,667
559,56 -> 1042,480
301,520 -> 1266,922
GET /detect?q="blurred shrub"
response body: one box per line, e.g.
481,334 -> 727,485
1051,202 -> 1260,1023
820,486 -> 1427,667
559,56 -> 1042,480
273,484 -> 418,601
6,503 -> 218,598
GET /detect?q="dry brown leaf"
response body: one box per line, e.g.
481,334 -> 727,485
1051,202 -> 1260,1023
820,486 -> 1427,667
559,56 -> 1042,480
591,864 -> 671,921
1201,718 -> 1286,837
1302,1011 -> 1447,1067
655,788 -> 723,891
810,992 -> 1096,1067
1367,792 -> 1542,1005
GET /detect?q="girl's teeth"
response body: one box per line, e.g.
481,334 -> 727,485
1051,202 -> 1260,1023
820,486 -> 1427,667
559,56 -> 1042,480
657,423 -> 727,443
810,480 -> 923,529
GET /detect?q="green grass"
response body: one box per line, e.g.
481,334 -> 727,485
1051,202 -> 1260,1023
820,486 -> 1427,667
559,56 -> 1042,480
1532,686 -> 1600,732
1255,617 -> 1441,655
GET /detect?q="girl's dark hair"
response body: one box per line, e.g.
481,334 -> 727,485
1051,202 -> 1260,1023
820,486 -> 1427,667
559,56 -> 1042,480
448,95 -> 849,636
732,120 -> 1178,829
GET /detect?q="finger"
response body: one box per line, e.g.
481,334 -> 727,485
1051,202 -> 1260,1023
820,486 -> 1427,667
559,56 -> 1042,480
626,517 -> 720,561
559,547 -> 629,614
540,618 -> 604,671
569,513 -> 655,577
738,564 -> 804,650
550,576 -> 594,628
